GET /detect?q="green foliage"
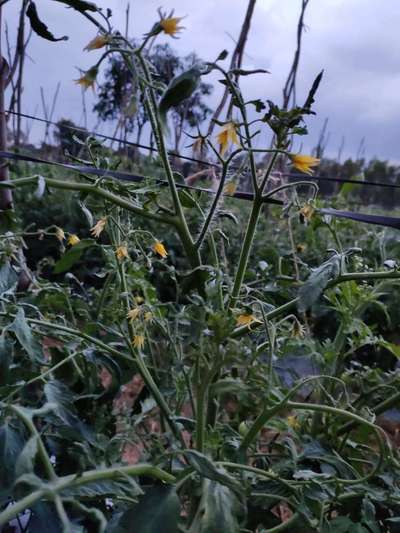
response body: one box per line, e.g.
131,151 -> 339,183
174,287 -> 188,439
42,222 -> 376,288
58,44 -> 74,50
2,5 -> 400,533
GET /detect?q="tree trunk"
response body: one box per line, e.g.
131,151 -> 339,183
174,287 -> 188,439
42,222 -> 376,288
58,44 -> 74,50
0,6 -> 13,210
207,0 -> 257,137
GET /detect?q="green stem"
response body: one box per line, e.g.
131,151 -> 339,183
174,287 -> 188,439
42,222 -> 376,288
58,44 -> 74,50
231,270 -> 400,338
195,165 -> 228,249
4,176 -> 170,224
229,195 -> 263,306
337,389 -> 400,436
0,464 -> 175,527
195,379 -> 207,453
7,404 -> 56,480
0,312 -> 133,363
133,52 -> 199,270
117,254 -> 185,447
287,401 -> 387,484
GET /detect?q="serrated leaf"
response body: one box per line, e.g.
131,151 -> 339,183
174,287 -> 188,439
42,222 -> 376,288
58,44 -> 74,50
189,480 -> 243,533
109,485 -> 179,533
9,307 -> 44,362
61,475 -> 142,499
53,239 -> 95,273
0,261 -> 18,296
184,450 -> 241,493
44,380 -> 94,442
26,2 -> 68,42
298,255 -> 341,312
178,189 -> 197,208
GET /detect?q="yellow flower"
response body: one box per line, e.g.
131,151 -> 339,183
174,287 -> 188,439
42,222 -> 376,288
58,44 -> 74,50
134,296 -> 144,305
55,227 -> 65,242
74,66 -> 98,91
224,182 -> 237,196
291,321 -> 306,338
289,154 -> 320,175
152,240 -> 168,259
236,314 -> 261,328
287,415 -> 300,430
116,245 -> 129,261
67,234 -> 80,246
90,217 -> 107,238
132,334 -> 145,350
296,243 -> 306,253
84,34 -> 110,51
144,311 -> 153,322
159,16 -> 185,36
299,204 -> 314,222
216,122 -> 240,157
127,307 -> 141,322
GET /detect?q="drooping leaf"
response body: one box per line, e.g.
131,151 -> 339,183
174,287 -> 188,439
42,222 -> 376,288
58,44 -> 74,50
298,255 -> 341,312
9,307 -> 44,362
0,422 -> 25,490
0,331 -> 13,386
53,239 -> 96,274
15,435 -> 39,478
184,450 -> 241,493
231,68 -> 270,76
61,475 -> 142,499
29,502 -> 63,533
26,2 -> 68,42
189,480 -> 244,533
44,380 -> 94,442
109,485 -> 180,533
53,0 -> 99,12
303,70 -> 324,111
0,261 -> 18,296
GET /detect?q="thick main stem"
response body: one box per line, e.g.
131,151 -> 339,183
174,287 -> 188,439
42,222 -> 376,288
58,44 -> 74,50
229,196 -> 262,306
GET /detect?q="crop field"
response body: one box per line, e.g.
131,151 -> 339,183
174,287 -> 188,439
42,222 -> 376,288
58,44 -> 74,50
1,1 -> 400,532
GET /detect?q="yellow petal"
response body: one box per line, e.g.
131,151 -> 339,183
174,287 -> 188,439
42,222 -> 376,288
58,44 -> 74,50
299,204 -> 314,221
224,182 -> 237,196
90,217 -> 107,238
132,334 -> 145,350
67,234 -> 80,246
144,311 -> 153,322
84,34 -> 110,51
116,245 -> 129,260
236,314 -> 261,328
127,307 -> 141,322
289,154 -> 320,175
216,122 -> 240,156
159,16 -> 185,36
152,241 -> 168,258
287,415 -> 300,430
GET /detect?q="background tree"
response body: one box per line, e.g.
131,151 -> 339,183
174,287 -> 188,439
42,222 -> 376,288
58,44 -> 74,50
94,43 -> 213,153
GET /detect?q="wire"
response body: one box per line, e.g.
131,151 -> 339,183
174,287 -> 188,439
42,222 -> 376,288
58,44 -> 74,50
4,109 -> 400,191
2,148 -> 400,231
3,110 -> 219,168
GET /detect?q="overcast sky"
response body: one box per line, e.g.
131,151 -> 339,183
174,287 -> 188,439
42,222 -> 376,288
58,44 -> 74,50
4,0 -> 400,162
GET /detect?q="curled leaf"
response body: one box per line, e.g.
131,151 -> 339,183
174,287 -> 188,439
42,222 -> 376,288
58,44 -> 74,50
26,2 -> 69,42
